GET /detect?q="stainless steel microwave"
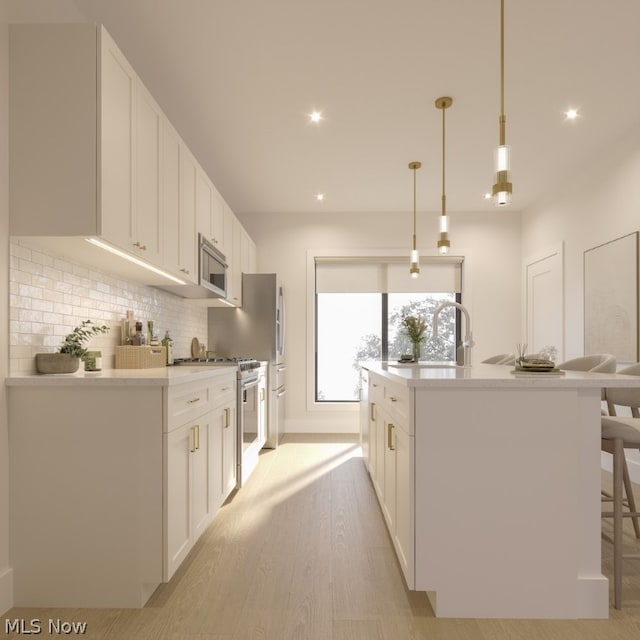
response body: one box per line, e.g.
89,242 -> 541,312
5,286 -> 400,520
199,233 -> 228,298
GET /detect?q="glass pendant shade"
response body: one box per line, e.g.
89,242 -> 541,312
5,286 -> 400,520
410,249 -> 420,278
439,215 -> 449,233
495,145 -> 510,172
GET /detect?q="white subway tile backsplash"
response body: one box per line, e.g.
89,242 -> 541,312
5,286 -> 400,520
9,240 -> 208,374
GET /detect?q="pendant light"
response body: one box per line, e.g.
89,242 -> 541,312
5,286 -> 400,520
435,96 -> 452,254
408,161 -> 422,278
492,0 -> 512,206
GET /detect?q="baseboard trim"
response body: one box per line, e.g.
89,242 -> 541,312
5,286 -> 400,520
0,566 -> 14,615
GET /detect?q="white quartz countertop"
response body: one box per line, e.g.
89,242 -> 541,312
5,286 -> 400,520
5,364 -> 237,387
362,361 -> 640,388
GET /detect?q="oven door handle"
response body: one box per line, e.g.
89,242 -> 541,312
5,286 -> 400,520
241,377 -> 259,390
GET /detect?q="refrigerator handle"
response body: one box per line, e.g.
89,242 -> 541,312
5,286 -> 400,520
279,285 -> 286,359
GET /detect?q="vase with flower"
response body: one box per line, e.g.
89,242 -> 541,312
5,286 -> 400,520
403,315 -> 427,363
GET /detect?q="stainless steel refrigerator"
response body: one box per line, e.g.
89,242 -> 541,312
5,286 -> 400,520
208,274 -> 285,448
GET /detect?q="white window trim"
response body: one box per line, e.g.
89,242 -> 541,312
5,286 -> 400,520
306,248 -> 475,413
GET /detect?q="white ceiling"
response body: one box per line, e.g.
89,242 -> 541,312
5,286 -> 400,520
7,0 -> 640,216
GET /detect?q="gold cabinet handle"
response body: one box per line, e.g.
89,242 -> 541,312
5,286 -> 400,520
196,425 -> 200,450
224,407 -> 231,428
388,423 -> 395,451
180,267 -> 190,274
211,237 -> 218,244
190,426 -> 196,453
260,388 -> 265,401
187,397 -> 200,404
370,402 -> 375,421
133,241 -> 147,251
389,396 -> 397,402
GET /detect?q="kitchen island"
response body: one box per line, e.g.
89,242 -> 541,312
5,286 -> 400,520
6,366 -> 238,608
360,362 -> 640,619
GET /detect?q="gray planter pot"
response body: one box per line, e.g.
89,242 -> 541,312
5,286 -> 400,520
35,353 -> 80,374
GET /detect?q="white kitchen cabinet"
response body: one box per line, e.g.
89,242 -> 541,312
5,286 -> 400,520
364,371 -> 414,587
165,372 -> 237,581
100,33 -> 162,263
9,23 -> 258,295
209,376 -> 237,508
198,176 -> 229,257
222,199 -> 235,260
220,400 -> 238,499
165,412 -> 216,580
226,216 -> 243,306
161,124 -> 197,283
359,368 -> 370,468
133,82 -> 164,264
11,25 -> 161,262
7,368 -> 238,608
178,146 -> 199,282
99,28 -> 135,249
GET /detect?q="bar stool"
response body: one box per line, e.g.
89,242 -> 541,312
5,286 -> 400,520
558,354 -> 616,403
602,363 -> 640,608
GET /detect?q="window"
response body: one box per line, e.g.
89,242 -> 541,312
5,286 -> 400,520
314,256 -> 463,403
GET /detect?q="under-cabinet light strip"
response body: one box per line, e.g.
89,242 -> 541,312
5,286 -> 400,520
85,238 -> 188,285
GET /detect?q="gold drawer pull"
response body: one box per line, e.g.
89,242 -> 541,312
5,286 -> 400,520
389,396 -> 398,402
133,241 -> 147,251
388,423 -> 395,451
180,267 -> 190,274
224,407 -> 231,428
370,402 -> 375,421
190,426 -> 196,453
195,425 -> 200,450
187,397 -> 200,404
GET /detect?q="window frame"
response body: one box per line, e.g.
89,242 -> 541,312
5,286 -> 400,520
305,248 -> 472,413
314,291 -> 462,403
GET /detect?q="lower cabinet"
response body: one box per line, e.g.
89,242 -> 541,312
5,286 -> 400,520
362,370 -> 414,587
6,370 -> 240,608
164,372 -> 237,582
165,414 -> 214,580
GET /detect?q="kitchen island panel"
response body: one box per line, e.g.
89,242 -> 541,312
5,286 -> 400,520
413,385 -> 606,618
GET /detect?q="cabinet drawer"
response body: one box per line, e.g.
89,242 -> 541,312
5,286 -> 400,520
211,374 -> 236,409
369,376 -> 384,403
167,381 -> 213,431
383,381 -> 409,424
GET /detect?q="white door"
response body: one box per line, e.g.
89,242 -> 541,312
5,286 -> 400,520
526,245 -> 564,360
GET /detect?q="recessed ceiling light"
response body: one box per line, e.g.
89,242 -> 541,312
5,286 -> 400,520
564,108 -> 579,120
309,111 -> 323,124
315,193 -> 325,201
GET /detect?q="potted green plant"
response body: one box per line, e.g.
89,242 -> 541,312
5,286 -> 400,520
36,320 -> 110,374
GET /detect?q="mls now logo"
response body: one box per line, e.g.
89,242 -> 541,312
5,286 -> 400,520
5,618 -> 88,634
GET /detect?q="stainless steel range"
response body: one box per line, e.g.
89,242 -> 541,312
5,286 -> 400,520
172,357 -> 266,487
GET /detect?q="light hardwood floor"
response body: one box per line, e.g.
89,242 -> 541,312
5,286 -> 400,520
3,434 -> 640,639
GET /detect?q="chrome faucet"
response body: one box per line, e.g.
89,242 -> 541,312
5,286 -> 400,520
432,301 -> 474,367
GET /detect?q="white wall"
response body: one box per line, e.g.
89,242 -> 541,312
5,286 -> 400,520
0,10 -> 12,617
522,122 -> 640,361
241,210 -> 522,434
521,121 -> 640,480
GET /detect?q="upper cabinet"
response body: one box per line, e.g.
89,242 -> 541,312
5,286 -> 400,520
9,23 -> 256,302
